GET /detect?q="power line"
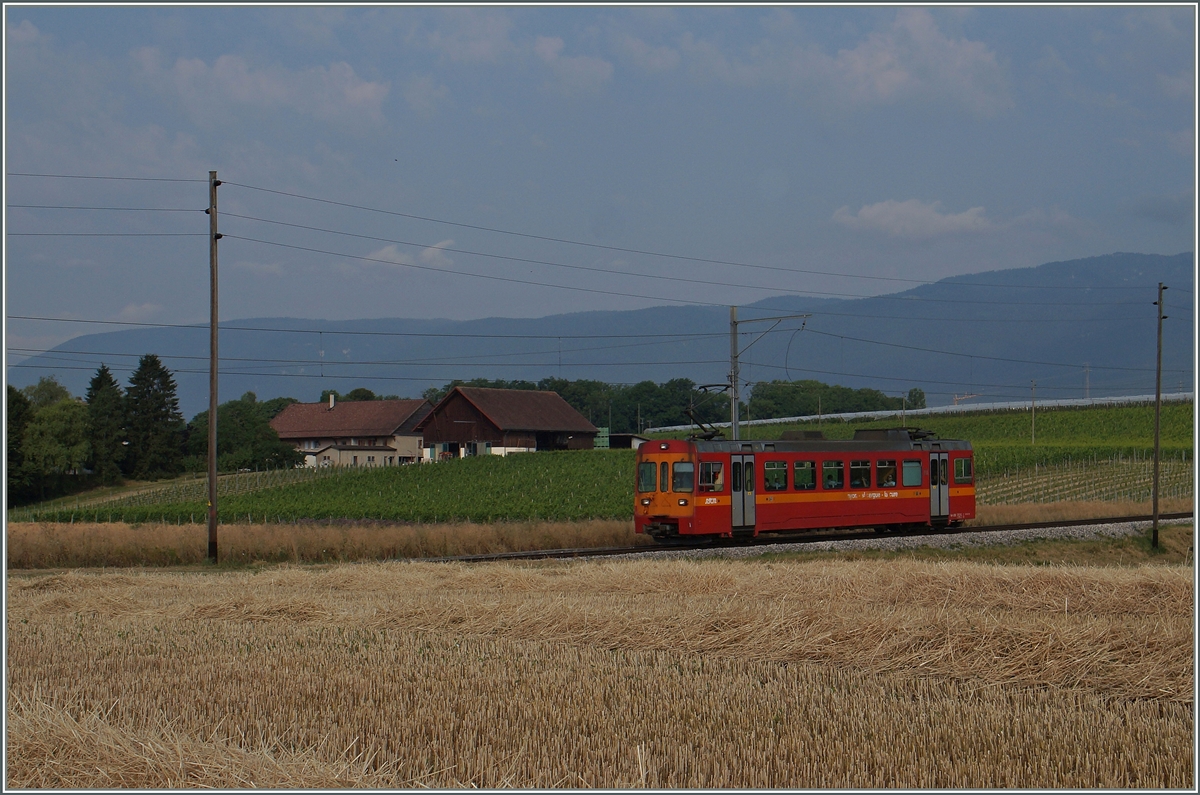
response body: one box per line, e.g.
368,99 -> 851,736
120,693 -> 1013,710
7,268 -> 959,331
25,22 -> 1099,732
220,211 -> 1169,309
221,179 -> 1166,293
9,205 -> 204,212
8,233 -> 207,237
6,315 -> 726,340
224,233 -> 1154,309
7,172 -> 206,182
801,329 -> 1185,374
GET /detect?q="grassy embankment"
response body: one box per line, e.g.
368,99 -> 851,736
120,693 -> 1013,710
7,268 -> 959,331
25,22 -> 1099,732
6,556 -> 1192,788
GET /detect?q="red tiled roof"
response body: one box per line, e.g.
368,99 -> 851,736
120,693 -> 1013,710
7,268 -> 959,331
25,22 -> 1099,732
418,387 -> 597,433
270,399 -> 431,439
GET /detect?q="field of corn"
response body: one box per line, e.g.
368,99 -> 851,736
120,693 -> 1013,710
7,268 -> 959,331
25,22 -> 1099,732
6,556 -> 1192,788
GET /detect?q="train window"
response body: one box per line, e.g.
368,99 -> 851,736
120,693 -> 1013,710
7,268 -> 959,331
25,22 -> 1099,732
699,462 -> 725,492
672,462 -> 695,493
731,461 -> 743,493
763,461 -> 787,491
849,460 -> 871,489
902,460 -> 922,487
954,458 -> 973,484
940,460 -> 948,486
660,462 -> 670,492
794,460 -> 816,490
637,462 -> 656,493
745,462 -> 755,492
822,460 -> 844,489
876,460 -> 897,488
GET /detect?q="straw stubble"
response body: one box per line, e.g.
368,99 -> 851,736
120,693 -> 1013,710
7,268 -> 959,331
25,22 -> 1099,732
6,557 -> 1192,788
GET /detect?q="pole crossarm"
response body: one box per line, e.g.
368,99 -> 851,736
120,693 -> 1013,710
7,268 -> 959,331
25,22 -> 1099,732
729,308 -> 811,440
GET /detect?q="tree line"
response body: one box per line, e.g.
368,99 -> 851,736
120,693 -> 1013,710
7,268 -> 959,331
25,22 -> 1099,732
7,362 -> 927,508
6,356 -> 301,508
421,378 -> 925,433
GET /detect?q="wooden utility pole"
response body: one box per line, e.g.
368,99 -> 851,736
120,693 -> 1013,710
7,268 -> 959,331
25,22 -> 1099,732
207,171 -> 222,562
729,307 -> 740,440
1152,282 -> 1167,549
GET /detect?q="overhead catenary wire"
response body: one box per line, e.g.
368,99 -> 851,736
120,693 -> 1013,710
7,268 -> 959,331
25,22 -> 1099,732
9,172 -> 1187,296
218,178 -> 1171,293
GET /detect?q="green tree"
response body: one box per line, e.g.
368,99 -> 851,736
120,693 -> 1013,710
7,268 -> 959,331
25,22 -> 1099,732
6,385 -> 37,506
124,354 -> 185,480
21,375 -> 71,409
185,392 -> 303,472
906,388 -> 927,410
342,387 -> 378,401
85,364 -> 126,485
22,398 -> 90,499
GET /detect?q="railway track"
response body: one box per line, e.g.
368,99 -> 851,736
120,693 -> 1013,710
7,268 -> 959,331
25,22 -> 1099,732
420,511 -> 1194,564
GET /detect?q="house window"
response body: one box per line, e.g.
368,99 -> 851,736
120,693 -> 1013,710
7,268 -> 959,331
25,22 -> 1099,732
352,455 -> 358,465
367,456 -> 375,464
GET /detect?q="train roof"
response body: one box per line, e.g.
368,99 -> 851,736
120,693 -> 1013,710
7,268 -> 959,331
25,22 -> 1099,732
686,428 -> 972,453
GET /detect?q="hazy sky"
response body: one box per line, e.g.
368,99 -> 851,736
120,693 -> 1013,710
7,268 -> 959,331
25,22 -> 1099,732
5,5 -> 1195,359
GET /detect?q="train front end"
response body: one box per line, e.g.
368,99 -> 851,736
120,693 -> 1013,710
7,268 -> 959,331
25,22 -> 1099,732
634,439 -> 699,541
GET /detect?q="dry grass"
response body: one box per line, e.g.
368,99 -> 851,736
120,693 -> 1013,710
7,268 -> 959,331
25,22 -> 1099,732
9,498 -> 1191,569
4,518 -> 647,569
6,557 -> 1193,788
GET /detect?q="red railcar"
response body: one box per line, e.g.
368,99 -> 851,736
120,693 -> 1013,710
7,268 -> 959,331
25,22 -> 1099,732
634,429 -> 975,542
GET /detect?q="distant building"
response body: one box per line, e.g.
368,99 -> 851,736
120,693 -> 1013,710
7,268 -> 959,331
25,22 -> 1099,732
609,433 -> 650,449
270,395 -> 432,467
416,386 -> 598,458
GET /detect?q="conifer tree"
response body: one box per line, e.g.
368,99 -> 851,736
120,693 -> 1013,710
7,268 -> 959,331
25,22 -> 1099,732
86,364 -> 127,485
124,354 -> 185,479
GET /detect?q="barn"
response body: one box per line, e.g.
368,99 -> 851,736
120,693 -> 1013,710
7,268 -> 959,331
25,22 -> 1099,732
270,395 -> 432,467
416,386 -> 598,458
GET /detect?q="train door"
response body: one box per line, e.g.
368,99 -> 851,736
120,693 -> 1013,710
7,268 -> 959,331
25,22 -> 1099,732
730,454 -> 755,529
929,452 -> 949,521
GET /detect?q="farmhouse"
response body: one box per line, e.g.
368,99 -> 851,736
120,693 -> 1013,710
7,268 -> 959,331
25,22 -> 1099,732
270,396 -> 432,467
416,386 -> 598,458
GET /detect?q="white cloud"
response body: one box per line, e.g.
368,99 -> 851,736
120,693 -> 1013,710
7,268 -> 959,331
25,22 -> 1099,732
364,244 -> 407,266
1166,128 -> 1194,158
403,75 -> 451,118
115,303 -> 163,322
614,33 -> 681,73
534,35 -> 614,95
134,48 -> 389,124
424,10 -> 516,63
231,260 -> 284,277
418,240 -> 455,269
7,19 -> 42,45
833,199 -> 993,239
680,9 -> 1012,116
1158,69 -> 1194,100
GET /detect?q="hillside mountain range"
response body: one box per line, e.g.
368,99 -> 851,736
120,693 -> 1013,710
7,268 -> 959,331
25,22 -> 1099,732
8,252 -> 1194,420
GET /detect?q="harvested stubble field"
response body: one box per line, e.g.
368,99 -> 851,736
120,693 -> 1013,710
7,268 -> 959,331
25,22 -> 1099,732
6,557 -> 1193,788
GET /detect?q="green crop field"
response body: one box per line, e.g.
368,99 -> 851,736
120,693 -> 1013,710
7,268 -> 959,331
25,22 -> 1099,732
10,403 -> 1192,525
13,450 -> 637,525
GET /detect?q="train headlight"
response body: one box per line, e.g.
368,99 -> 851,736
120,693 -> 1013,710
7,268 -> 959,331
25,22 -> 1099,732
641,498 -> 651,506
678,498 -> 688,506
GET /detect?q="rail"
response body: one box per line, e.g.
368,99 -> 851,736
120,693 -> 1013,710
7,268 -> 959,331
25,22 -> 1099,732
419,512 -> 1195,564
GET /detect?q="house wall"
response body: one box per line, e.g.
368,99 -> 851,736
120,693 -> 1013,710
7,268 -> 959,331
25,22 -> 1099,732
419,393 -> 505,445
292,433 -> 424,467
